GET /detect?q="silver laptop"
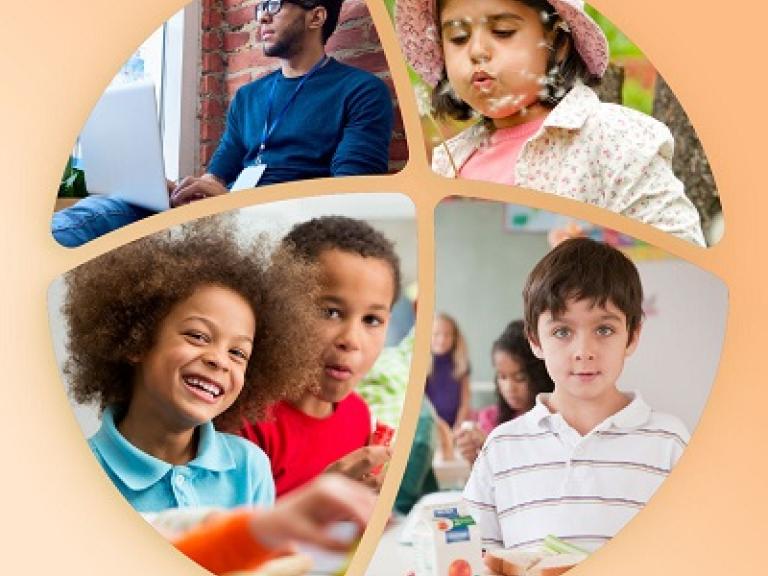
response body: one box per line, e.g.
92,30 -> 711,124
78,80 -> 170,212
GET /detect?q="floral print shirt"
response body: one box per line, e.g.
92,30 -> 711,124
432,83 -> 705,246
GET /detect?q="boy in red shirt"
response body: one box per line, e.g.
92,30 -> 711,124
241,216 -> 400,495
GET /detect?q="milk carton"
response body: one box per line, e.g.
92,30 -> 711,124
412,503 -> 483,576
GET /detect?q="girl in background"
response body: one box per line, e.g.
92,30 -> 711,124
457,320 -> 554,463
395,0 -> 704,245
426,313 -> 471,429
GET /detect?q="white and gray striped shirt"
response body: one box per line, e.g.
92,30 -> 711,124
463,392 -> 689,553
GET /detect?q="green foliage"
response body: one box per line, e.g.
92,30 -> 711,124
584,5 -> 644,59
58,156 -> 88,198
585,4 -> 654,113
621,77 -> 654,115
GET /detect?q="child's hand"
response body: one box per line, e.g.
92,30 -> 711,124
369,421 -> 395,476
455,424 -> 486,464
251,474 -> 376,552
324,445 -> 392,490
172,476 -> 375,574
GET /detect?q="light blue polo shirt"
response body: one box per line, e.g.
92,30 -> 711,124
88,406 -> 275,513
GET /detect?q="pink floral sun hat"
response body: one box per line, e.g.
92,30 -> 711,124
395,0 -> 610,88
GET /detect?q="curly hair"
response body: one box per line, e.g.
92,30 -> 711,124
492,320 -> 554,424
63,215 -> 322,432
282,215 -> 401,304
432,0 -> 599,121
523,238 -> 644,346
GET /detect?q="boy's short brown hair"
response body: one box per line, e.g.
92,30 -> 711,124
523,238 -> 643,345
63,215 -> 321,431
282,215 -> 402,304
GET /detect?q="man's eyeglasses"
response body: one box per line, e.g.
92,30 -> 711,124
255,0 -> 320,19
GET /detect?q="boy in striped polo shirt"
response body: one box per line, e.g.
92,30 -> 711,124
463,238 -> 689,555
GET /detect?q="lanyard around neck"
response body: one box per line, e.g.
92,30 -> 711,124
257,55 -> 330,163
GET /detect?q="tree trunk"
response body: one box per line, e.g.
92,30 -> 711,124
653,75 -> 720,228
594,62 -> 624,104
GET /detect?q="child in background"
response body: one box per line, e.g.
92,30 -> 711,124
456,320 -> 554,463
464,238 -> 689,556
426,313 -> 471,429
63,218 -> 320,513
396,0 -> 705,245
241,216 -> 400,496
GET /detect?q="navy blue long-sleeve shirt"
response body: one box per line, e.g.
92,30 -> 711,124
207,58 -> 393,187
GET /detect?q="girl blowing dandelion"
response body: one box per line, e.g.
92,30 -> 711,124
396,0 -> 705,245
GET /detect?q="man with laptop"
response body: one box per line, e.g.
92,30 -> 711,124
52,0 -> 393,247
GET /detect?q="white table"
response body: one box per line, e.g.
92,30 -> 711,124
364,516 -> 415,576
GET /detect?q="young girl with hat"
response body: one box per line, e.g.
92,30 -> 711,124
396,0 -> 705,245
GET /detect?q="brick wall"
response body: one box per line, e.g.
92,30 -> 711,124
198,0 -> 407,173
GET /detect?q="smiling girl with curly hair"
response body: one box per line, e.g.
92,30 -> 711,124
63,215 -> 321,513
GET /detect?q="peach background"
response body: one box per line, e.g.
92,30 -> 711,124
1,0 -> 765,574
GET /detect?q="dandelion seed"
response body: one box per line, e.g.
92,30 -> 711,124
487,93 -> 526,113
436,82 -> 456,98
540,10 -> 550,23
414,84 -> 434,117
426,25 -> 439,41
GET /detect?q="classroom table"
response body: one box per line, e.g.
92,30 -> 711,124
364,516 -> 414,576
365,490 -> 468,576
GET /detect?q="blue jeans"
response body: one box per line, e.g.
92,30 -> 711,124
52,196 -> 156,247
